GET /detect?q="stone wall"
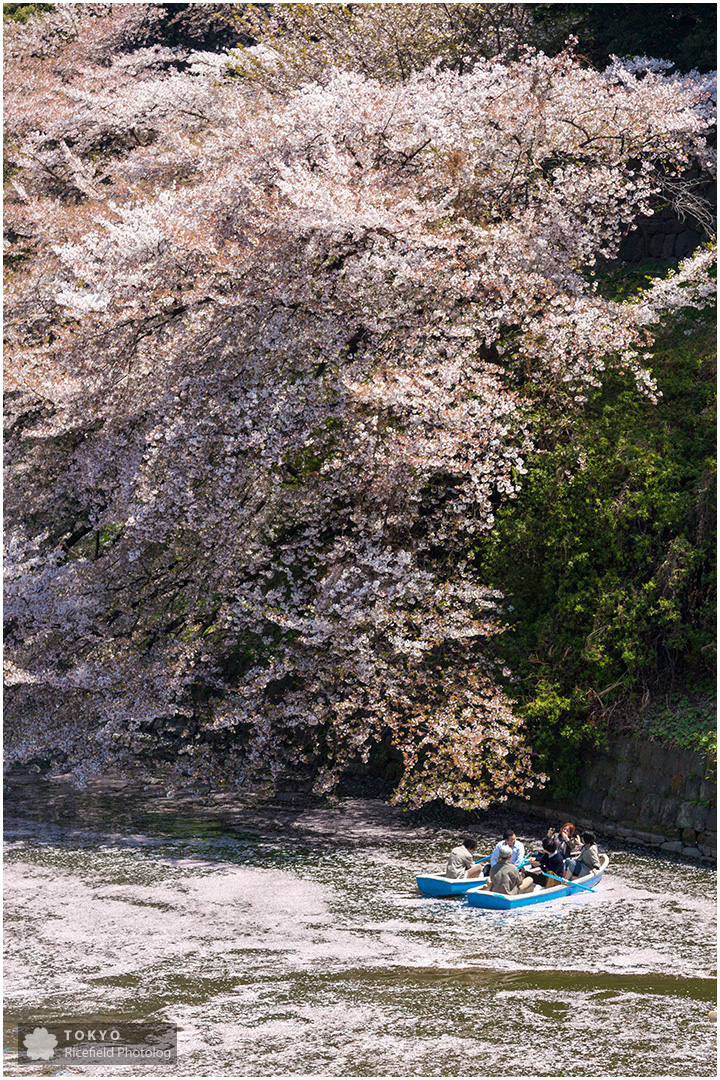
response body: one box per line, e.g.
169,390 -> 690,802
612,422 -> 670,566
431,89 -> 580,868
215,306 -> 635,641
506,735 -> 717,865
618,180 -> 716,262
619,206 -> 706,262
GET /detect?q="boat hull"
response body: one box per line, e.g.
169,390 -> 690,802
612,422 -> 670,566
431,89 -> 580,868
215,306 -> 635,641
464,856 -> 609,909
415,873 -> 491,897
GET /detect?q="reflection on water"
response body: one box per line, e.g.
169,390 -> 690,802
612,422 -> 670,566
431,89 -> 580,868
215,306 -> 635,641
3,778 -> 717,1076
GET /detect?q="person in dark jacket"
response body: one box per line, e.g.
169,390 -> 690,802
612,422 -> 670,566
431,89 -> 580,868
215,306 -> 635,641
527,834 -> 565,887
545,822 -> 581,861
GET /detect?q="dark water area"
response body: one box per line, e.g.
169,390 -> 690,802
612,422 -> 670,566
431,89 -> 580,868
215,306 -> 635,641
3,775 -> 717,1076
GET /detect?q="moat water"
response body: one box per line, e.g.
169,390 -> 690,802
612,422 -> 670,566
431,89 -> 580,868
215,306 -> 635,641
3,777 -> 717,1076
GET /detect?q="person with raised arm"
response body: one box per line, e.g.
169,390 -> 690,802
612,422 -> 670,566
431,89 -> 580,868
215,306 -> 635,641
563,831 -> 601,879
546,822 -> 582,861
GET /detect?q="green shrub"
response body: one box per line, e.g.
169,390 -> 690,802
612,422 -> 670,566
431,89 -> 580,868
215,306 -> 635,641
475,297 -> 716,792
3,4 -> 53,23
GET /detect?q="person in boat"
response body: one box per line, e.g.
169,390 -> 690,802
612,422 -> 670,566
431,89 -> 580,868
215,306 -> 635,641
563,831 -> 601,879
548,822 -> 582,861
488,829 -> 525,872
527,834 -> 565,888
489,844 -> 528,894
445,838 -> 484,880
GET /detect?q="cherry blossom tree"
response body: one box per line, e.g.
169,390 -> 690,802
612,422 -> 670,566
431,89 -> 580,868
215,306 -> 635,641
4,5 -> 716,805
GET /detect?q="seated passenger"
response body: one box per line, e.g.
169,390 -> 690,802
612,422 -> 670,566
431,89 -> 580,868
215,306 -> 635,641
445,837 -> 484,880
547,822 -> 582,861
489,845 -> 522,894
564,831 -> 601,879
488,829 -> 525,871
528,834 -> 565,886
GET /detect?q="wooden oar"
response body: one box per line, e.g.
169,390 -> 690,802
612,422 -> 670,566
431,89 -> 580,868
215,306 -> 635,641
543,869 -> 597,893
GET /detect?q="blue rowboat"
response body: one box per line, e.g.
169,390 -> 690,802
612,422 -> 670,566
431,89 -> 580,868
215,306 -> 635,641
464,855 -> 609,909
415,872 -> 491,897
416,856 -> 529,897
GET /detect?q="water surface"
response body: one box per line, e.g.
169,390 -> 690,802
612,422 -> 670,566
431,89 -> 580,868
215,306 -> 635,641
3,778 -> 717,1075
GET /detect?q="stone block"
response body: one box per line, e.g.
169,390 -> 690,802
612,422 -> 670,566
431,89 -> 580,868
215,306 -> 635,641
620,231 -> 646,261
614,761 -> 632,786
700,843 -> 717,858
614,825 -> 633,838
649,233 -> 665,258
640,793 -> 663,821
652,774 -> 673,799
661,234 -> 676,259
577,817 -> 594,831
681,827 -> 697,845
638,742 -> 653,768
601,797 -> 627,821
630,765 -> 646,788
649,743 -> 667,772
607,779 -> 621,799
634,830 -> 665,845
625,835 -> 643,846
681,747 -> 705,774
676,229 -> 701,258
704,806 -> 718,832
676,803 -> 707,832
684,775 -> 701,801
583,768 -> 599,790
591,768 -> 613,794
613,738 -> 633,762
661,840 -> 684,854
583,791 -> 606,815
670,773 -> 686,796
699,779 -> 716,803
658,798 -> 681,827
681,847 -> 703,860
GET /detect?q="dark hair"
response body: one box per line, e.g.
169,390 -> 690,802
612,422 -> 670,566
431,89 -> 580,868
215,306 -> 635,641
463,838 -> 477,851
503,829 -> 516,842
543,835 -> 558,852
581,831 -> 596,845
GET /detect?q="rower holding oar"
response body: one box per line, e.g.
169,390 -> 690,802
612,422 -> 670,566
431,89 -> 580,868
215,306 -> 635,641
445,837 -> 485,880
525,834 -> 565,888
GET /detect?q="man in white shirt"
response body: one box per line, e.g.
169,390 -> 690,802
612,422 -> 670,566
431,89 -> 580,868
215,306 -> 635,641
489,829 -> 525,869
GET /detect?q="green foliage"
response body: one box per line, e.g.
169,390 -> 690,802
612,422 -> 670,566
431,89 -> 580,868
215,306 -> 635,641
476,297 -> 716,792
3,3 -> 52,23
640,694 -> 717,756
